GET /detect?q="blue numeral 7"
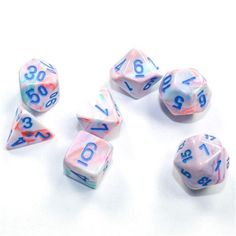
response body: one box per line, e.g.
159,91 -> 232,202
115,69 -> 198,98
91,123 -> 108,131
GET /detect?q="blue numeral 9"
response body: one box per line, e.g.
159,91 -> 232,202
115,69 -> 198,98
46,91 -> 58,108
78,142 -> 97,166
181,169 -> 192,179
198,176 -> 212,186
197,90 -> 206,107
173,96 -> 184,110
134,59 -> 144,78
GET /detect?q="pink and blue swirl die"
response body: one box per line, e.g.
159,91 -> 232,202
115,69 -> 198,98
174,134 -> 229,190
110,49 -> 162,99
19,59 -> 59,112
64,130 -> 113,189
159,68 -> 211,116
77,88 -> 123,138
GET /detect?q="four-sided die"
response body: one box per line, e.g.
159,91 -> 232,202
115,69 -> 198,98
77,88 -> 122,138
19,59 -> 59,112
64,130 -> 113,189
174,134 -> 229,190
6,106 -> 54,150
159,68 -> 211,116
110,49 -> 162,99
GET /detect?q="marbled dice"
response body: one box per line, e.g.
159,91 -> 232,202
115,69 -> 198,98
19,59 -> 59,112
6,106 -> 54,150
174,134 -> 230,190
77,88 -> 122,138
64,130 -> 113,189
159,69 -> 211,116
110,49 -> 162,99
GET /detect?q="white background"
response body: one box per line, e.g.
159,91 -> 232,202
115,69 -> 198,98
0,0 -> 235,235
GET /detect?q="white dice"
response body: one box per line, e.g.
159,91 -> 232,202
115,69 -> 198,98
174,134 -> 230,190
77,88 -> 122,138
64,131 -> 113,189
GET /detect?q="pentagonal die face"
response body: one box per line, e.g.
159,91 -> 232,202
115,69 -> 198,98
174,134 -> 229,190
19,59 -> 60,112
110,49 -> 162,99
159,69 -> 211,116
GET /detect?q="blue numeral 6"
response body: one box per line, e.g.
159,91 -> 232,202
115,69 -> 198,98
78,142 -> 97,166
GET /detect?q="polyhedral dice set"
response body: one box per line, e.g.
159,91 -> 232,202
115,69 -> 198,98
6,50 -> 230,191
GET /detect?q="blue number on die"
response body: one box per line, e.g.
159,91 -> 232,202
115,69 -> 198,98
215,160 -> 222,171
45,91 -> 58,108
199,143 -> 210,155
143,77 -> 159,90
147,57 -> 159,70
205,134 -> 216,141
78,142 -> 97,167
91,123 -> 109,131
115,58 -> 126,72
181,169 -> 192,179
24,65 -> 46,81
25,86 -> 48,104
161,75 -> 172,93
198,176 -> 212,186
173,96 -> 184,110
95,105 -> 109,116
40,61 -> 56,74
11,137 -> 26,147
177,140 -> 186,152
22,117 -> 33,129
134,59 -> 144,78
197,90 -> 206,107
70,169 -> 89,182
181,149 -> 193,163
182,76 -> 196,85
124,81 -> 133,91
35,131 -> 51,139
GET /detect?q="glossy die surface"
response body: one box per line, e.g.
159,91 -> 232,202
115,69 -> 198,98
159,69 -> 211,116
64,130 -> 113,189
6,106 -> 54,150
77,88 -> 122,138
174,134 -> 229,190
110,49 -> 162,99
19,59 -> 59,112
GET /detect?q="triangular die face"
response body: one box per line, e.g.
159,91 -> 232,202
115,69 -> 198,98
6,106 -> 54,150
113,49 -> 159,79
77,88 -> 122,123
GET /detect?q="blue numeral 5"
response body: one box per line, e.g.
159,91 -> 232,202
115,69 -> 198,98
25,86 -> 48,104
173,96 -> 184,110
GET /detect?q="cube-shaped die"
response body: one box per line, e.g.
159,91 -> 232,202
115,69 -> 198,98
110,49 -> 162,99
77,88 -> 122,138
159,68 -> 211,116
64,131 -> 113,189
174,134 -> 230,190
19,59 -> 59,112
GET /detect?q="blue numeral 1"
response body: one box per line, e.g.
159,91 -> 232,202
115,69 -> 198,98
215,160 -> 222,171
91,124 -> 108,131
182,76 -> 196,85
95,105 -> 109,116
124,81 -> 133,91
